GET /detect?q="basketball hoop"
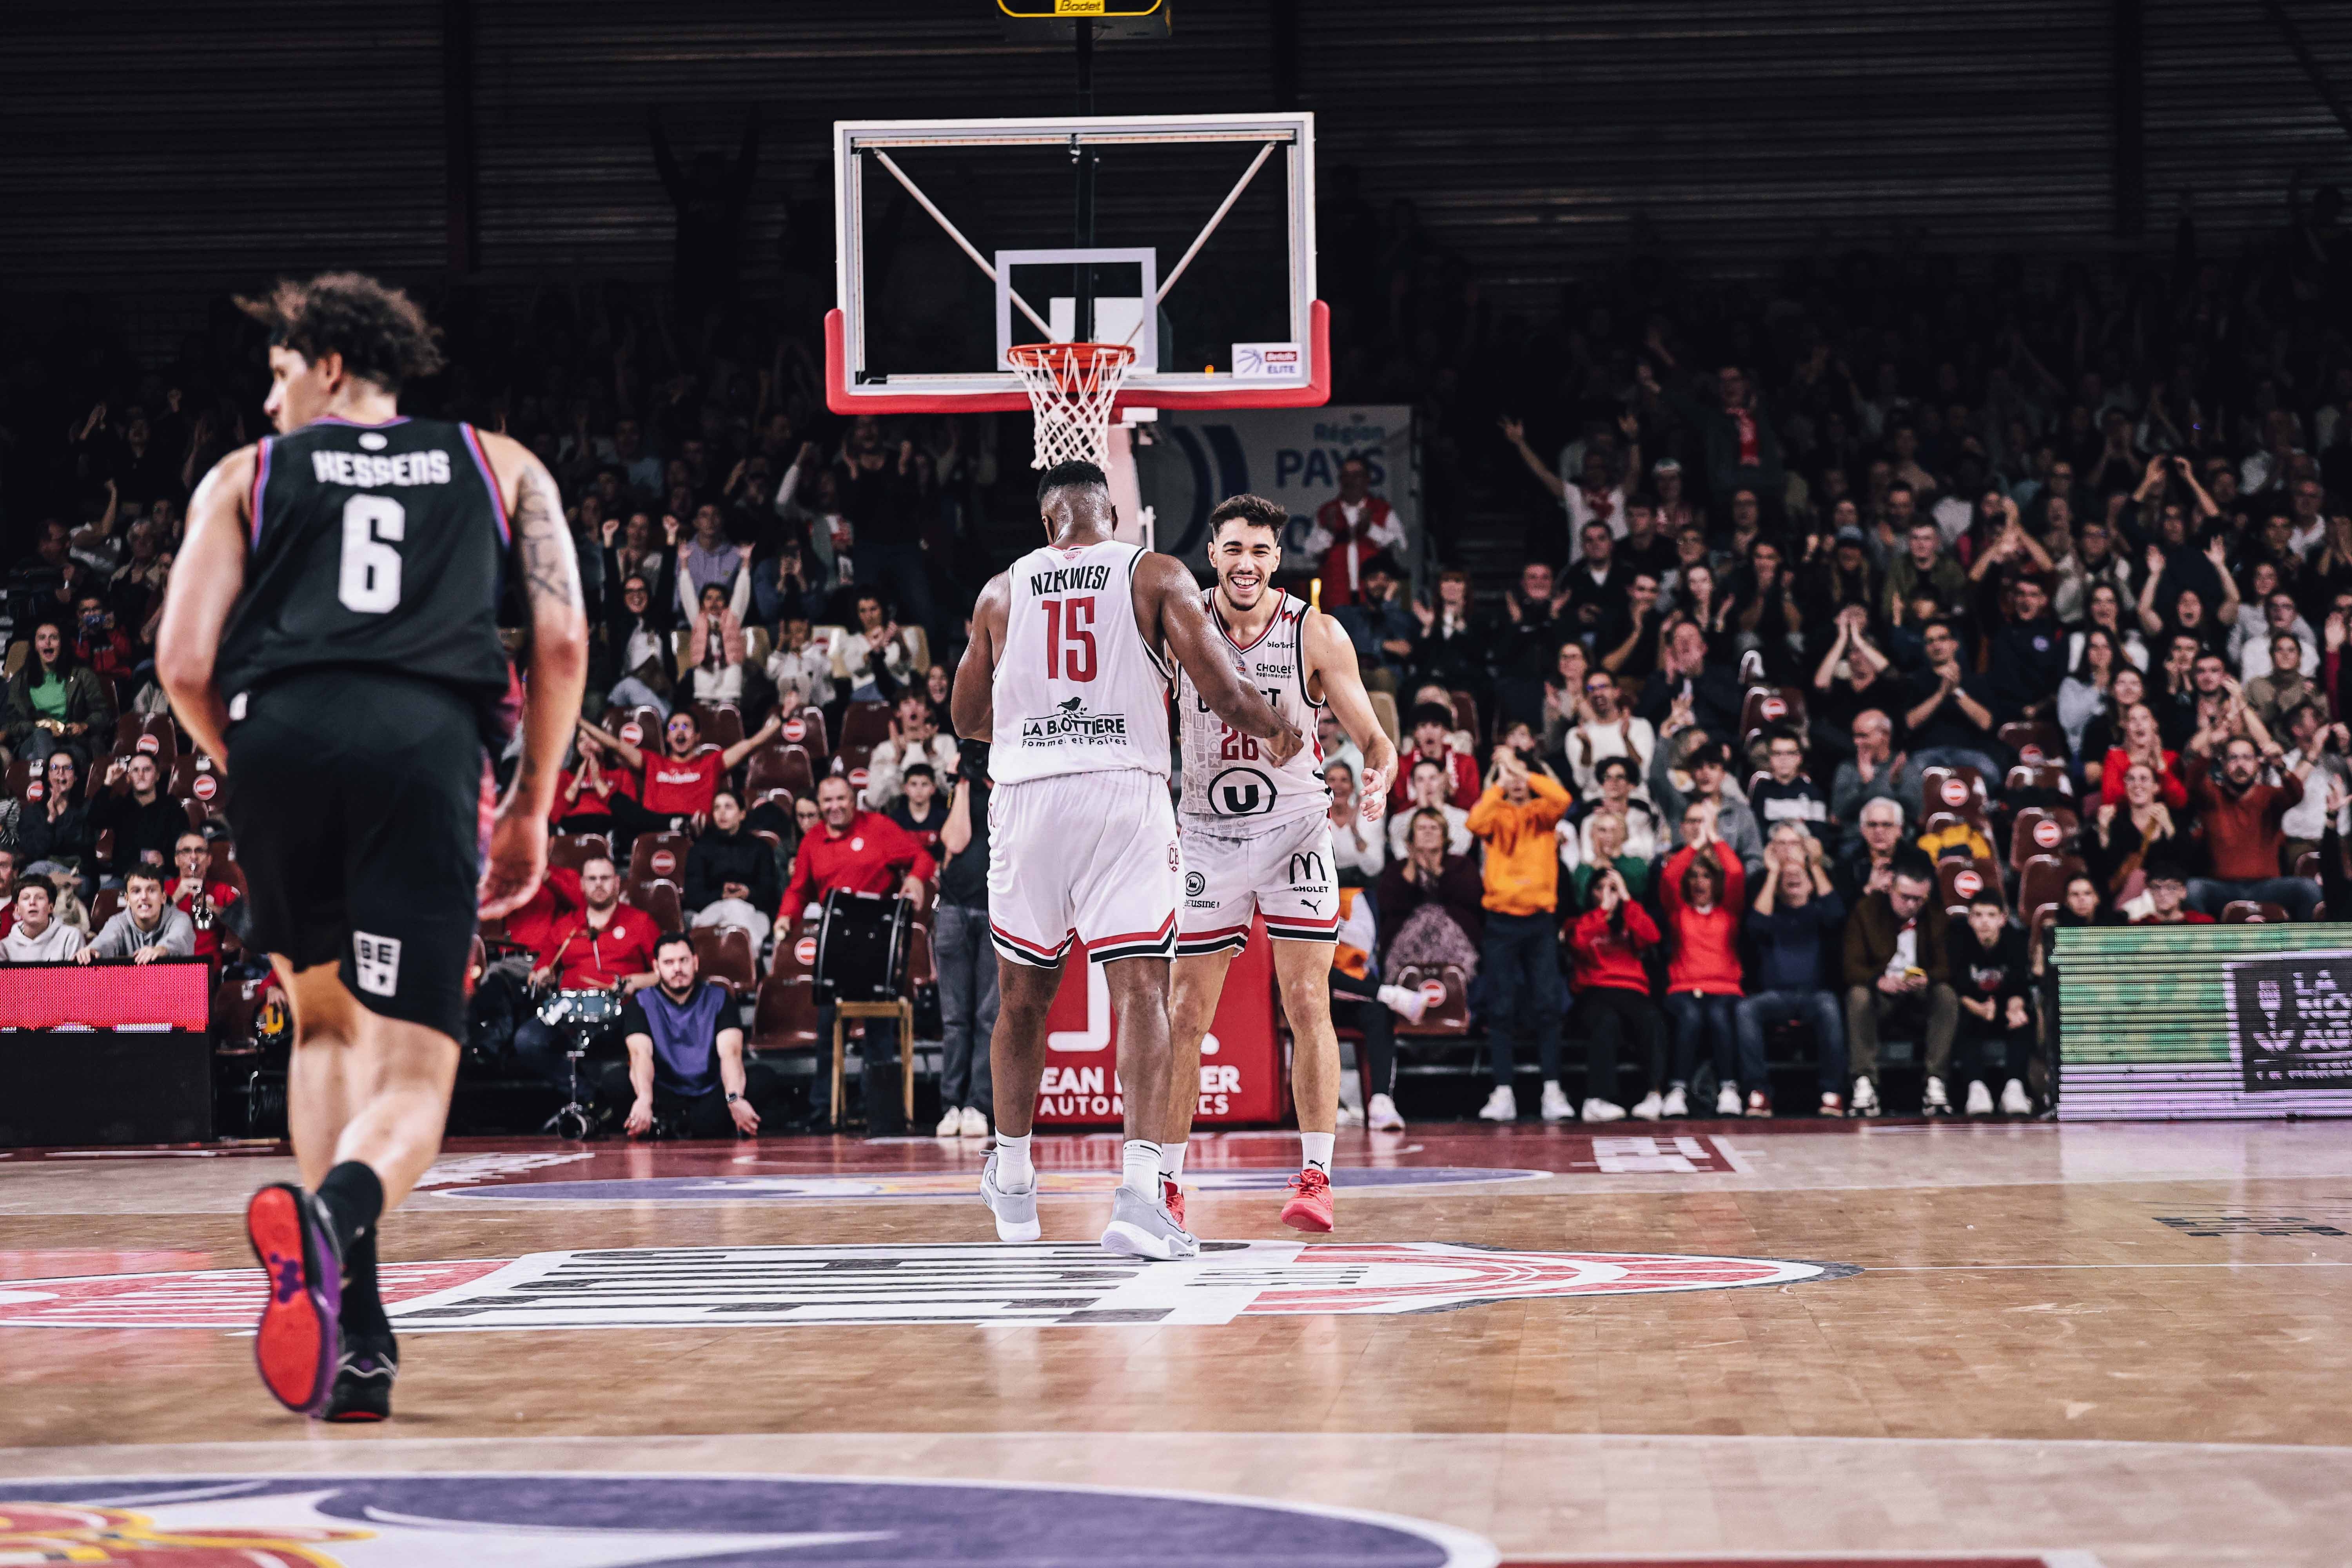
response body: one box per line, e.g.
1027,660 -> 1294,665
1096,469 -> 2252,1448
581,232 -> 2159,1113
1007,341 -> 1136,469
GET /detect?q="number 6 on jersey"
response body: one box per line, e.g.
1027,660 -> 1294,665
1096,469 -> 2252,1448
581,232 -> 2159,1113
338,494 -> 405,613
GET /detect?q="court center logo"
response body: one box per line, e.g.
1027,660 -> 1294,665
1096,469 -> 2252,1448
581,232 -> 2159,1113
0,1241 -> 1855,1331
0,1473 -> 1495,1566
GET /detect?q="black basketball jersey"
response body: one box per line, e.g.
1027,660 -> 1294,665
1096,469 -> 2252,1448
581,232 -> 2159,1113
216,416 -> 511,705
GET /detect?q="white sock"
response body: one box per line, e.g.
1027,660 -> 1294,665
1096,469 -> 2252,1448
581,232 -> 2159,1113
1121,1139 -> 1161,1198
995,1132 -> 1034,1191
1159,1139 -> 1188,1183
1299,1131 -> 1335,1175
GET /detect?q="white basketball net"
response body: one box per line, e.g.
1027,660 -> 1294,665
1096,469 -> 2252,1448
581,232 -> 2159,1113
1009,341 -> 1136,469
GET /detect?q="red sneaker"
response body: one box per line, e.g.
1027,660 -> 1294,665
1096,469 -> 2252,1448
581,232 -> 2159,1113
1279,1167 -> 1334,1233
244,1183 -> 342,1416
1162,1178 -> 1187,1232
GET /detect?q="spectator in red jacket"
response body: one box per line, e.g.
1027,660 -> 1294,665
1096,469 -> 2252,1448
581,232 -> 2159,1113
1299,456 -> 1406,608
511,855 -> 662,1109
1387,702 -> 1481,813
163,831 -> 241,961
779,774 -> 936,1133
1566,862 -> 1664,1123
1659,800 -> 1748,1118
2183,734 -> 2321,919
2097,703 -> 2189,809
580,706 -> 782,829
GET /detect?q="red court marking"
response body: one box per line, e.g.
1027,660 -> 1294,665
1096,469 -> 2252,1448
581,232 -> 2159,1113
0,1251 -> 214,1281
0,1259 -> 506,1329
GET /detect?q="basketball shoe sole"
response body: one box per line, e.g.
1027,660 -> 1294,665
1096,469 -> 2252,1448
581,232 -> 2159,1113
245,1183 -> 341,1417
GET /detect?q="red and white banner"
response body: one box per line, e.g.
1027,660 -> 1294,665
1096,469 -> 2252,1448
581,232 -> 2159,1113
1032,916 -> 1285,1126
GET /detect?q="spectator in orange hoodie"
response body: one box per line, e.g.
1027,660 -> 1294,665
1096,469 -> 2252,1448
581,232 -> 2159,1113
1466,749 -> 1575,1123
1659,798 -> 1748,1118
1566,861 -> 1665,1122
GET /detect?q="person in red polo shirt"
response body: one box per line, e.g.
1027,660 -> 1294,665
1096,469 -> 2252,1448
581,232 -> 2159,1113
512,855 -> 662,1107
163,831 -> 242,962
579,706 -> 782,830
551,728 -> 639,833
781,775 -> 935,1132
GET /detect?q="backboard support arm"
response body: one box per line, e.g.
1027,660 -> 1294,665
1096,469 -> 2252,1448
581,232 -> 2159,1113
867,147 -> 1055,339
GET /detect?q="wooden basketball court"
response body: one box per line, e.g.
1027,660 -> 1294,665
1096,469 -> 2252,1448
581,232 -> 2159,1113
0,1118 -> 2344,1565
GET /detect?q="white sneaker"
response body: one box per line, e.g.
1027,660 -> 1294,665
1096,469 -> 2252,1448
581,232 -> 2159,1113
1661,1085 -> 1690,1118
957,1105 -> 989,1138
1851,1076 -> 1880,1116
2000,1079 -> 2033,1116
935,1107 -> 965,1138
1964,1080 -> 1994,1116
1924,1076 -> 1952,1115
1367,1093 -> 1406,1131
1581,1097 -> 1626,1123
1630,1091 -> 1665,1121
1336,1100 -> 1366,1127
1376,983 -> 1428,1024
1714,1083 -> 1742,1117
1539,1082 -> 1574,1122
1477,1085 -> 1518,1122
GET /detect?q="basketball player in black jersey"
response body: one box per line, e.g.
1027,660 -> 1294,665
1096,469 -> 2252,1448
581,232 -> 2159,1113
158,274 -> 588,1421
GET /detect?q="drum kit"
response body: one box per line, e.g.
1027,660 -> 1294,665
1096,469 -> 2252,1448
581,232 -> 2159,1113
533,984 -> 626,1140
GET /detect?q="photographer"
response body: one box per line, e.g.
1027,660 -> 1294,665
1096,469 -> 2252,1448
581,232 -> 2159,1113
617,933 -> 761,1139
76,868 -> 194,963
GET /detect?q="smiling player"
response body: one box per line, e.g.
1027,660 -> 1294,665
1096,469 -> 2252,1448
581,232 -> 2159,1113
1164,493 -> 1398,1233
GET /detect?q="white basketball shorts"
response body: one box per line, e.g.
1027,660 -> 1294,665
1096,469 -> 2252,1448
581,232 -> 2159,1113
987,768 -> 1182,967
1175,811 -> 1339,956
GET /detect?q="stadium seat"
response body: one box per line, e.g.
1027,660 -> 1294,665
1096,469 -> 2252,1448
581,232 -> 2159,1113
2004,762 -> 2072,798
548,831 -> 612,873
772,919 -> 821,979
1738,686 -> 1807,751
90,886 -> 122,928
2009,806 -> 2080,869
777,705 -> 829,760
1447,689 -> 1482,746
907,920 -> 935,987
4,760 -> 30,802
750,969 -> 822,1053
2294,849 -> 2324,882
1391,962 -> 1470,1036
624,877 -> 684,932
630,831 -> 693,889
691,925 -> 759,994
691,702 -> 745,750
1996,720 -> 2067,766
2017,854 -> 2075,925
744,744 -> 817,801
838,700 -> 893,772
2222,900 -> 2290,924
115,712 -> 178,763
1919,765 -> 1988,824
608,704 -> 665,750
1937,858 -> 2002,919
167,754 -> 225,811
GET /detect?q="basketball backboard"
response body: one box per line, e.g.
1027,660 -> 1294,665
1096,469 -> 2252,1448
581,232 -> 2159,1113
826,111 -> 1326,418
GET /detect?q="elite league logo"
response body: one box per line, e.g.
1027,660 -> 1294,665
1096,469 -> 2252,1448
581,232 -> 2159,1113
0,1242 -> 1854,1331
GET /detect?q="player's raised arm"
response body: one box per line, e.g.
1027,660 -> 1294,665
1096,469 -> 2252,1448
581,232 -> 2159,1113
1303,606 -> 1398,814
950,570 -> 1010,745
1140,552 -> 1302,764
479,434 -> 590,917
155,445 -> 258,767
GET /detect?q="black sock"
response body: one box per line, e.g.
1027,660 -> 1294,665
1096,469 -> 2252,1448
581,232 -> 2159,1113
338,1227 -> 391,1338
314,1161 -> 385,1256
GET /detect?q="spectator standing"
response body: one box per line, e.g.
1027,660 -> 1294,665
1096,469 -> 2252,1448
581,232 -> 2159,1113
1649,737 -> 1765,880
841,590 -> 920,703
863,694 -> 956,810
764,616 -> 838,711
886,764 -> 948,862
583,707 -> 784,829
1405,568 -> 1486,700
2183,735 -> 2321,919
1465,751 -> 1574,1123
601,572 -> 675,714
1492,563 -> 1572,731
1636,619 -> 1745,741
682,788 -> 780,947
1830,710 -> 1908,852
1737,828 -> 1849,1117
76,867 -> 194,963
1561,522 -> 1633,646
1564,755 -> 1662,867
1899,620 -> 2004,789
1563,669 -> 1653,797
1299,456 -> 1406,606
1841,848 -> 1959,1116
679,577 -> 753,708
90,753 -> 187,882
1985,576 -> 2067,723
1748,726 -> 1831,842
1324,760 -> 1386,883
1387,704 -> 1481,813
1658,804 -> 1748,1117
1948,891 -> 2036,1116
2057,628 -> 2123,763
2,877 -> 83,962
4,618 -> 114,764
779,775 -> 935,1131
1329,553 -> 1416,693
618,933 -> 762,1140
1565,858 -> 1663,1122
932,763 -> 997,1138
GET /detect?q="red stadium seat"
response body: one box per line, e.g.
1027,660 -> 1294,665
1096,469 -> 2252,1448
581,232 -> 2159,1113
629,831 -> 693,889
548,831 -> 612,873
1447,689 -> 1483,746
114,712 -> 179,764
1919,765 -> 1988,824
2003,762 -> 2072,798
691,702 -> 745,750
2009,806 -> 2080,871
606,704 -> 665,751
1938,858 -> 2002,919
624,878 -> 684,933
167,754 -> 226,813
750,970 -> 822,1053
89,886 -> 123,928
1996,720 -> 2067,767
1392,962 -> 1470,1036
776,705 -> 829,760
744,744 -> 817,802
1738,686 -> 1807,751
2222,900 -> 2290,924
2017,854 -> 2076,926
838,700 -> 893,772
691,925 -> 759,994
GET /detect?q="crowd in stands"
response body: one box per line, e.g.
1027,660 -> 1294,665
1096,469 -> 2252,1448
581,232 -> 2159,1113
6,186 -> 2352,1125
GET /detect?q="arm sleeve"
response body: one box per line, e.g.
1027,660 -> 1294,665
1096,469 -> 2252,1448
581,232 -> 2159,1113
1659,845 -> 1693,915
1526,772 -> 1573,827
778,840 -> 815,918
1715,840 -> 1747,909
1622,898 -> 1661,947
682,842 -> 717,909
1842,907 -> 1875,990
1464,785 -> 1507,837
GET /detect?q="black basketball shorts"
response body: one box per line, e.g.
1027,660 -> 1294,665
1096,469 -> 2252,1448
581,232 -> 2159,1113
226,668 -> 491,1041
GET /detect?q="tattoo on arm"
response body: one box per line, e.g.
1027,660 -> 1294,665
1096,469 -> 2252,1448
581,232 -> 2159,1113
515,467 -> 584,612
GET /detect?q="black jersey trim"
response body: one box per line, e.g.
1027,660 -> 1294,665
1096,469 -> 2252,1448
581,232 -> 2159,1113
1292,601 -> 1326,711
1126,544 -> 1173,684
